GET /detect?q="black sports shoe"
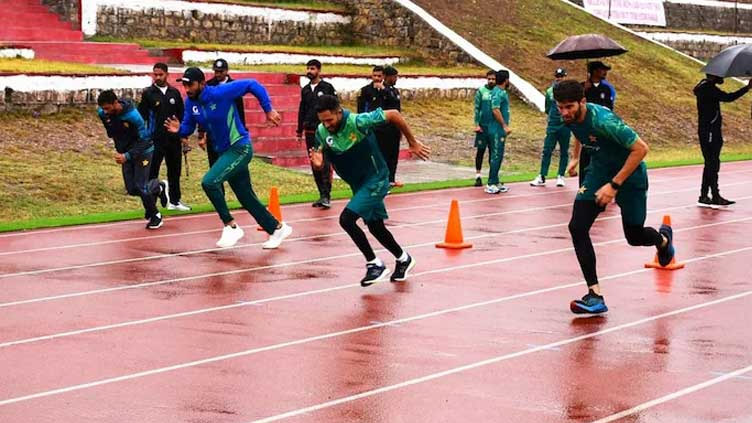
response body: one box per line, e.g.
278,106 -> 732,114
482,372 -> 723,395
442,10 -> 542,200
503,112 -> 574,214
657,224 -> 675,267
320,197 -> 331,209
391,254 -> 415,282
712,195 -> 735,207
158,180 -> 169,208
361,263 -> 390,287
697,195 -> 713,208
146,213 -> 163,229
474,177 -> 483,187
312,197 -> 323,208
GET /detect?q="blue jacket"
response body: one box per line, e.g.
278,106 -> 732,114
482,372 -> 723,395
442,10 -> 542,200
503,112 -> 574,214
178,79 -> 272,154
97,100 -> 153,161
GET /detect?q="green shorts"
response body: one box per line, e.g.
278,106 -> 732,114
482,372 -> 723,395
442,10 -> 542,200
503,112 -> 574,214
346,175 -> 390,222
576,172 -> 648,226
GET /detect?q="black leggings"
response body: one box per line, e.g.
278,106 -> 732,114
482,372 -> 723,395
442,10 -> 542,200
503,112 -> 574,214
475,146 -> 487,172
568,200 -> 663,287
339,208 -> 403,261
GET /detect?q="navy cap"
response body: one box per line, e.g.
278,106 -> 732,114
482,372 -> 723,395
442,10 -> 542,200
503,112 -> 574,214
176,67 -> 205,83
588,61 -> 611,72
212,58 -> 229,71
384,65 -> 399,76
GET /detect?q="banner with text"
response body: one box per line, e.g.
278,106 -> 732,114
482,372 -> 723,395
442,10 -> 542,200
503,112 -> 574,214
583,0 -> 666,27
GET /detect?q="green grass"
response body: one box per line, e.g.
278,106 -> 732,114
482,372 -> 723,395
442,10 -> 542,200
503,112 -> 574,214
188,62 -> 487,76
415,0 -> 752,147
0,58 -> 123,74
89,36 -> 410,58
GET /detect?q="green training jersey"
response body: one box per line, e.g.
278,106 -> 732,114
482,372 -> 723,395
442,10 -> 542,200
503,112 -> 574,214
545,84 -> 566,132
567,103 -> 647,188
497,88 -> 510,137
315,108 -> 389,188
474,85 -> 500,128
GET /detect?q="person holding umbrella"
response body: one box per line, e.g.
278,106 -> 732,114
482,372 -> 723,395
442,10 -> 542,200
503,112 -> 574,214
693,74 -> 750,208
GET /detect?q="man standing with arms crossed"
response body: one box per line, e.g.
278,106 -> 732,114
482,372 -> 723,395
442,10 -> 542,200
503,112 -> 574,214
297,59 -> 337,208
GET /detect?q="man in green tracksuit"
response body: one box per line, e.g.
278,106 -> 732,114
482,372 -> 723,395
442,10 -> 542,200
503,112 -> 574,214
554,80 -> 675,314
473,70 -> 511,193
309,95 -> 430,287
531,68 -> 571,188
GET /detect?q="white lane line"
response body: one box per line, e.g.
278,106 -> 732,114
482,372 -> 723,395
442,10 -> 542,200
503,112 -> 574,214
2,214 -> 750,350
1,195 -> 749,310
1,245 -> 749,408
2,165 -> 745,254
0,188 -> 577,257
591,364 -> 752,423
2,179 -> 740,279
0,162 -> 745,241
247,290 -> 752,423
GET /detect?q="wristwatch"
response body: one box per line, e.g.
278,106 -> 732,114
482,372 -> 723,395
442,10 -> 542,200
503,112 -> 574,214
609,180 -> 621,190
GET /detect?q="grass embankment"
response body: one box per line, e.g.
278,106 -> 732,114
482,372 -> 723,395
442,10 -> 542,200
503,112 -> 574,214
0,58 -> 123,74
414,0 -> 752,147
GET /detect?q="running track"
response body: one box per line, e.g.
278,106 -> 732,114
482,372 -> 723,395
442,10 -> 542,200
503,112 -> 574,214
0,162 -> 750,422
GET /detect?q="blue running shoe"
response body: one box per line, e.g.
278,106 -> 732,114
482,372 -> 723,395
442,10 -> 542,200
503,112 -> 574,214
570,291 -> 608,314
657,224 -> 675,267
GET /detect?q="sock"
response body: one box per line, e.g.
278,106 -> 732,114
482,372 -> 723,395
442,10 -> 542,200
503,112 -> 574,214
367,257 -> 384,267
397,251 -> 409,262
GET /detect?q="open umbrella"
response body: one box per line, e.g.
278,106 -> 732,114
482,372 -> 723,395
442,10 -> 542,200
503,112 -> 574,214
701,43 -> 752,78
547,34 -> 628,60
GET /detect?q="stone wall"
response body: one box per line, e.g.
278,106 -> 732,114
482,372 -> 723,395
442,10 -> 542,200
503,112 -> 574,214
95,6 -> 353,46
41,0 -> 80,27
655,39 -> 734,61
1,87 -> 139,113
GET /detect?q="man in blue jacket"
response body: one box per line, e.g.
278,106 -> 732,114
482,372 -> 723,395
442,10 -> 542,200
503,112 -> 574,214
165,68 -> 292,249
97,90 -> 168,229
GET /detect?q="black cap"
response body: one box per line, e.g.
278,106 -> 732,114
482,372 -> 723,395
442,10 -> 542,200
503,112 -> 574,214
384,65 -> 399,76
588,61 -> 611,72
176,67 -> 205,83
554,67 -> 567,77
212,58 -> 229,71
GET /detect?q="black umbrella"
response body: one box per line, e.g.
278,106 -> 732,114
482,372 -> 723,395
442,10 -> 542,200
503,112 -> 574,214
547,34 -> 628,60
701,43 -> 752,78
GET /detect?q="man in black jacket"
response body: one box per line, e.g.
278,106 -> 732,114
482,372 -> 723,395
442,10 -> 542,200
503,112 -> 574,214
379,65 -> 403,186
138,63 -> 190,211
693,74 -> 751,208
297,59 -> 337,208
357,65 -> 385,114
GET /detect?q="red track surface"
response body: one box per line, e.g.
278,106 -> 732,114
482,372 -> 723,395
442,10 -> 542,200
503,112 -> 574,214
1,162 -> 751,422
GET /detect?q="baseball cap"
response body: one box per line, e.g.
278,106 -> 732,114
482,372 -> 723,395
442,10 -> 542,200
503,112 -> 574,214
212,58 -> 229,71
176,67 -> 205,83
554,68 -> 567,77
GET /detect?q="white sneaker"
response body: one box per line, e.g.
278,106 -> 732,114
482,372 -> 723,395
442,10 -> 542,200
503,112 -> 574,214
167,201 -> 192,211
262,222 -> 293,249
216,225 -> 244,248
556,176 -> 566,187
530,175 -> 546,187
498,184 -> 510,193
484,184 -> 500,194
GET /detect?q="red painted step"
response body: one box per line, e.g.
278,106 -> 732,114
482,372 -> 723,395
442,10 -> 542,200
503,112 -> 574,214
252,137 -> 303,153
245,95 -> 299,109
249,123 -> 298,138
0,28 -> 82,42
255,150 -> 311,167
245,110 -> 299,125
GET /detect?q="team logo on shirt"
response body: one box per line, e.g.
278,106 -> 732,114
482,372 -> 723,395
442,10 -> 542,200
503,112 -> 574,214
317,91 -> 323,97
588,135 -> 597,143
578,186 -> 587,194
169,98 -> 176,105
349,133 -> 357,143
142,159 -> 149,167
326,136 -> 334,146
209,103 -> 217,111
123,122 -> 130,128
192,106 -> 200,115
155,101 -> 160,106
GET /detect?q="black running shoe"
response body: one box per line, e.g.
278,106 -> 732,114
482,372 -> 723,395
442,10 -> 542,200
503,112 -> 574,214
312,197 -> 323,208
361,263 -> 390,287
697,195 -> 713,208
657,223 -> 675,267
391,254 -> 415,282
474,177 -> 483,187
320,197 -> 331,209
712,196 -> 735,207
146,213 -> 163,230
158,180 -> 169,208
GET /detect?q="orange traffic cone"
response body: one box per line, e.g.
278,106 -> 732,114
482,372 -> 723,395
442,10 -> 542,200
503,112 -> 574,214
258,187 -> 282,231
436,200 -> 472,249
645,215 -> 685,270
